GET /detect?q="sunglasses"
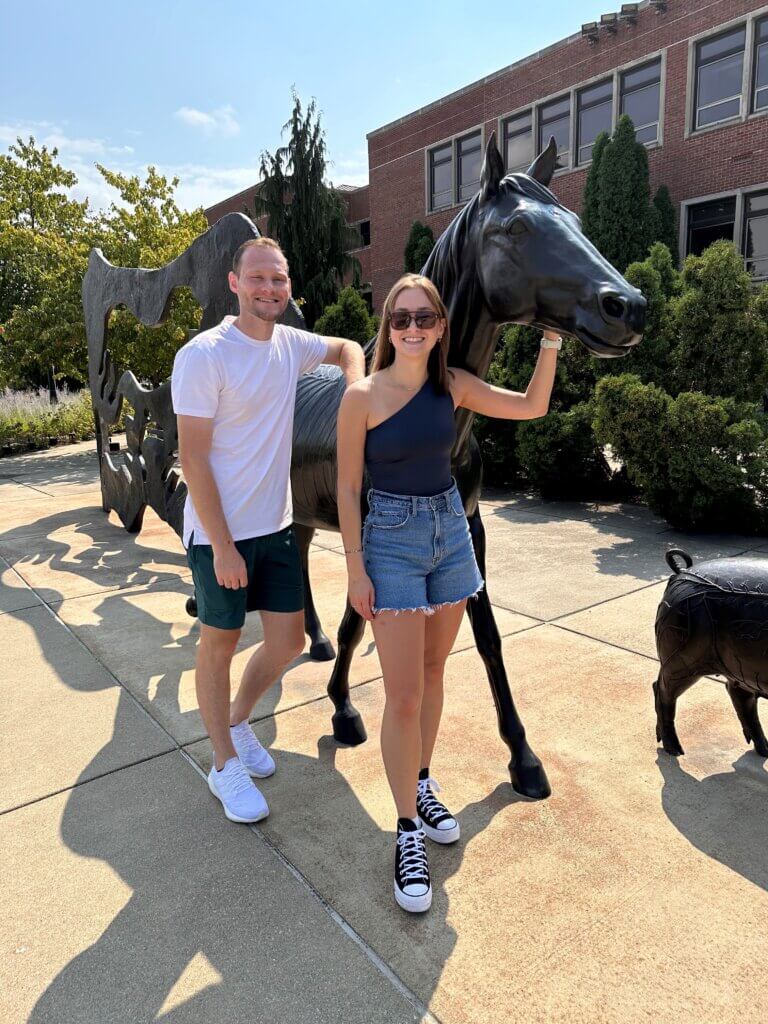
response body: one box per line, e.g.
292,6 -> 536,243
389,310 -> 440,331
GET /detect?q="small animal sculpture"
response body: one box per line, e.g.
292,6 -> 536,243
654,548 -> 768,757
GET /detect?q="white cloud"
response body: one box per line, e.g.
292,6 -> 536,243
1,121 -> 263,211
174,105 -> 240,137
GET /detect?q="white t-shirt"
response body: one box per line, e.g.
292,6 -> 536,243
171,316 -> 328,546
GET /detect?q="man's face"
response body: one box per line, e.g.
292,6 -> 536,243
228,247 -> 291,323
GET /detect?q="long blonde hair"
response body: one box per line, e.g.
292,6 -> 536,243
371,274 -> 450,394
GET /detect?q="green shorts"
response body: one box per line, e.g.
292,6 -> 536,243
187,526 -> 304,630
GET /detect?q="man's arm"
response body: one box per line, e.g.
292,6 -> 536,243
177,415 -> 247,589
321,338 -> 366,386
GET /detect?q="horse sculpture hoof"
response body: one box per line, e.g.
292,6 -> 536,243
509,759 -> 551,800
185,596 -> 198,618
332,707 -> 367,746
309,637 -> 336,662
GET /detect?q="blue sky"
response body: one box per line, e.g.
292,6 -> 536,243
2,0 -> 606,212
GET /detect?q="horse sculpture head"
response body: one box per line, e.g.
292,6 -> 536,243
424,134 -> 646,373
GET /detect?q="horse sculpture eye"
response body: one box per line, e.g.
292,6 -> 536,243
507,219 -> 528,237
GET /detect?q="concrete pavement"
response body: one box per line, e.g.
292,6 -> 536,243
1,440 -> 767,1023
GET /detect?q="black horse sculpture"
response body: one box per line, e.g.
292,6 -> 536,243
83,134 -> 645,800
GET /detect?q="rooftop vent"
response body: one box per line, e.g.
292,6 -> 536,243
620,3 -> 639,23
650,0 -> 667,12
600,12 -> 618,32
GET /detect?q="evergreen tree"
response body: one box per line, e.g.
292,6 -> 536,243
596,115 -> 655,271
580,131 -> 609,247
652,185 -> 678,261
314,286 -> 378,344
670,239 -> 768,401
403,221 -> 435,273
253,93 -> 359,327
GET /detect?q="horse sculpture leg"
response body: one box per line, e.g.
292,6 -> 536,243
326,600 -> 368,745
293,524 -> 336,662
466,507 -> 551,799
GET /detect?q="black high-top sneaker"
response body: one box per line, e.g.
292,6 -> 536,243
394,818 -> 431,913
416,772 -> 460,844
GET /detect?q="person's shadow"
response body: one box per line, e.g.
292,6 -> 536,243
656,750 -> 768,891
2,505 -> 512,1021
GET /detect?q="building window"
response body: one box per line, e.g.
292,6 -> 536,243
686,197 -> 736,256
428,143 -> 452,212
694,25 -> 746,130
576,80 -> 613,164
744,191 -> 768,280
501,110 -> 533,172
427,129 -> 483,211
538,95 -> 570,165
358,220 -> 370,247
620,59 -> 662,144
457,131 -> 482,202
753,17 -> 768,113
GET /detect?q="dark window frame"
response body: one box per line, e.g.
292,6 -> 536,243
501,109 -> 533,173
456,129 -> 483,203
576,78 -> 614,166
538,94 -> 571,166
752,16 -> 768,113
426,127 -> 484,214
428,142 -> 453,213
743,189 -> 768,280
693,25 -> 746,130
683,184 -> 768,283
620,57 -> 662,146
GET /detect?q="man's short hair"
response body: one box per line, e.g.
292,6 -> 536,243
232,237 -> 287,275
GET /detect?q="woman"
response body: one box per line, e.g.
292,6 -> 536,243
337,273 -> 561,913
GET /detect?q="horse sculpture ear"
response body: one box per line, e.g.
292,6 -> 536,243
479,132 -> 505,203
526,136 -> 560,187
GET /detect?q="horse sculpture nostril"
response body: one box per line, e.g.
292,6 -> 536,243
601,294 -> 627,320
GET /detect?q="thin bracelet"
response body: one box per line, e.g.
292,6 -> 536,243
344,547 -> 363,555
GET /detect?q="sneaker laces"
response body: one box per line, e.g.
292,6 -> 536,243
417,777 -> 449,821
219,761 -> 253,797
232,722 -> 264,758
397,828 -> 429,884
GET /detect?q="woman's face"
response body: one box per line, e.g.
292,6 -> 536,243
387,287 -> 445,363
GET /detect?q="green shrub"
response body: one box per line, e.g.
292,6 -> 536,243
669,240 -> 768,401
593,373 -> 768,532
0,388 -> 96,448
516,400 -> 612,498
475,325 -> 607,491
314,286 -> 377,345
403,222 -> 435,273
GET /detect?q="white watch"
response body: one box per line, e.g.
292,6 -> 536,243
540,335 -> 562,350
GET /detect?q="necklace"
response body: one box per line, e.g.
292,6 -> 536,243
384,372 -> 427,392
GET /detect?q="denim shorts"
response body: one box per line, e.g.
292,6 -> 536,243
362,480 -> 484,615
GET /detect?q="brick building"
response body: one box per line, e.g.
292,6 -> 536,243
207,0 -> 768,310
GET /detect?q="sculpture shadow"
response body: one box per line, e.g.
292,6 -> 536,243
0,500 -> 512,1021
656,751 -> 768,893
483,501 -> 762,590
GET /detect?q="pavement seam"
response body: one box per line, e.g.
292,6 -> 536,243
0,749 -> 175,817
179,746 -> 442,1024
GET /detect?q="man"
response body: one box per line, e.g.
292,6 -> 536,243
172,237 -> 364,824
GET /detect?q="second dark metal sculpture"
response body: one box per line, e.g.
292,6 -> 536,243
655,548 -> 768,758
83,134 -> 646,799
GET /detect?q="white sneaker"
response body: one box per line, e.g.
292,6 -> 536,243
208,757 -> 269,823
230,720 -> 275,778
